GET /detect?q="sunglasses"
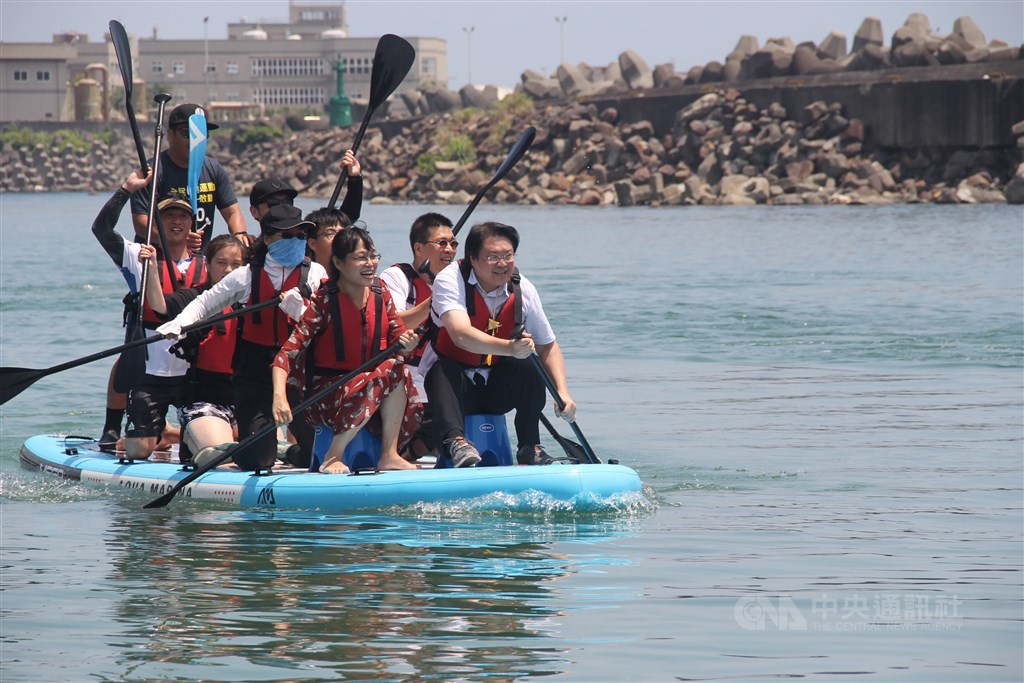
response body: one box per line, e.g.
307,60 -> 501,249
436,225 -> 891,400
421,239 -> 459,249
264,196 -> 295,208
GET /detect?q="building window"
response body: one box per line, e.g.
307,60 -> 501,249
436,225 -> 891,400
253,86 -> 326,106
422,57 -> 437,77
13,70 -> 28,81
36,70 -> 51,81
152,61 -> 163,74
252,57 -> 324,78
172,62 -> 185,75
205,62 -> 216,74
226,62 -> 239,75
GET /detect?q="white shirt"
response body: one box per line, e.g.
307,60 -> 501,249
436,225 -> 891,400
169,256 -> 327,329
380,263 -> 430,401
120,240 -> 194,377
419,261 -> 555,380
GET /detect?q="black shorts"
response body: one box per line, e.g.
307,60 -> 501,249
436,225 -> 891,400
125,375 -> 187,438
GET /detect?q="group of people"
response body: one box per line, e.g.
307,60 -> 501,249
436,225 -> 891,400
95,102 -> 577,474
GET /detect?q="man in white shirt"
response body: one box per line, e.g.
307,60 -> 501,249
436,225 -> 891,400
422,222 -> 577,467
379,212 -> 457,459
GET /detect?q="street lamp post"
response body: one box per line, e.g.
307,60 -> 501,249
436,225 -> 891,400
203,16 -> 209,103
462,26 -> 475,85
555,16 -> 567,65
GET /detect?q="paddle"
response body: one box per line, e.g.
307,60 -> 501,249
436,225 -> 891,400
327,34 -> 416,209
451,126 -> 537,236
109,20 -> 148,172
187,112 -> 207,222
527,353 -> 600,464
112,92 -> 174,393
539,412 -> 589,464
143,323 -> 428,509
1,296 -> 283,406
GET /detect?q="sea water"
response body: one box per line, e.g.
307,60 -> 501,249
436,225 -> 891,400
1,194 -> 1021,681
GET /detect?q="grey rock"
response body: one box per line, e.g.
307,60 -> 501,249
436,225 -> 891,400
555,63 -> 594,96
936,40 -> 967,65
423,86 -> 461,113
818,31 -> 847,60
459,85 -> 495,109
1004,174 -> 1024,204
902,12 -> 932,39
652,63 -> 676,88
852,17 -> 884,52
722,59 -> 743,82
726,35 -> 760,62
618,50 -> 654,89
892,41 -> 938,67
953,16 -> 986,50
685,65 -> 704,85
698,60 -> 724,83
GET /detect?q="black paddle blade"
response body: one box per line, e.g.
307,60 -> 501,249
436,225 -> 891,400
539,413 -> 587,463
495,126 -> 537,180
369,34 -> 416,108
0,367 -> 45,406
109,21 -> 133,96
452,126 -> 537,235
112,326 -> 147,394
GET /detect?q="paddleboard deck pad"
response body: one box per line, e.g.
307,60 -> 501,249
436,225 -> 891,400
20,434 -> 644,511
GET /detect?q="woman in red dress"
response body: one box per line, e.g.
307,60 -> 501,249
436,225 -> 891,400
271,227 -> 421,473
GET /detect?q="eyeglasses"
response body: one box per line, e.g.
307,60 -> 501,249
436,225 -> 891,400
263,196 -> 294,208
482,252 -> 515,265
350,251 -> 382,264
173,128 -> 190,138
421,239 -> 458,250
319,228 -> 342,240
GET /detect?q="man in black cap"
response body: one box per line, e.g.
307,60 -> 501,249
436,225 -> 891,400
131,103 -> 247,249
247,149 -> 363,239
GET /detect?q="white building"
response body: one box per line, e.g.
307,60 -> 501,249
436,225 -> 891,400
0,1 -> 447,123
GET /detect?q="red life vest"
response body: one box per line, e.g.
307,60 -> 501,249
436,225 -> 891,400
141,254 -> 205,327
433,260 -> 519,368
239,258 -> 310,348
392,262 -> 432,366
194,306 -> 237,375
310,280 -> 389,373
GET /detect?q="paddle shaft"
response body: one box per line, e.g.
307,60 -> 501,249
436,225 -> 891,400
0,295 -> 283,404
327,116 -> 369,208
144,324 -> 427,509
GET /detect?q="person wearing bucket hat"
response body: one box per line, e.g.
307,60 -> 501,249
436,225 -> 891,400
130,103 -> 247,249
155,202 -> 328,472
91,166 -> 209,459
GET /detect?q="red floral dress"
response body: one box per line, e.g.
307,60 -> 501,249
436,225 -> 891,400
272,284 -> 422,447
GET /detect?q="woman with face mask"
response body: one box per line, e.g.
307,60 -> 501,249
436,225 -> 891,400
156,204 -> 327,472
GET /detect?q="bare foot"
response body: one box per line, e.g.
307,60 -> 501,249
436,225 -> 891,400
378,453 -> 418,471
318,459 -> 350,474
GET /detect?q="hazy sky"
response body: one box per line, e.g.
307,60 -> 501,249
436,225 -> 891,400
2,1 -> 1021,89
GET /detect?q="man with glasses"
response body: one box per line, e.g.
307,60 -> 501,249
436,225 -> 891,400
131,103 -> 247,249
379,212 -> 458,459
304,207 -> 354,270
420,222 -> 578,468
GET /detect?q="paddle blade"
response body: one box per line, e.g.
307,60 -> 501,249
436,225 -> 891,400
109,20 -> 133,95
0,367 -> 45,406
187,113 -> 208,218
112,327 -> 147,394
495,126 -> 537,181
368,34 -> 416,109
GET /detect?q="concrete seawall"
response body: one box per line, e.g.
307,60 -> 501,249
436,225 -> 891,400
586,62 -> 1024,149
